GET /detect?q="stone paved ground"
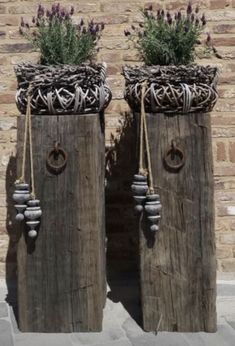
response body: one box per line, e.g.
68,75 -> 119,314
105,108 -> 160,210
0,274 -> 235,346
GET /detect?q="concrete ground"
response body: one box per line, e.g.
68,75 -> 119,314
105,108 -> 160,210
0,273 -> 235,346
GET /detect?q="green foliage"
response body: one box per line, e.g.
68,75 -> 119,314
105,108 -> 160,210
125,4 -> 209,66
20,4 -> 104,65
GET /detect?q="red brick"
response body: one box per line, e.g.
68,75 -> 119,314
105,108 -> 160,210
214,166 -> 235,176
213,24 -> 235,34
0,94 -> 14,104
220,258 -> 235,271
213,37 -> 235,46
216,245 -> 233,259
102,2 -> 140,12
0,15 -> 19,26
215,99 -> 235,112
0,6 -> 6,14
166,0 -> 207,10
216,142 -> 227,161
210,0 -> 230,9
76,3 -> 100,13
106,64 -> 122,75
0,43 -> 33,53
218,73 -> 235,84
94,15 -> 128,25
213,127 -> 235,137
8,5 -> 37,14
229,142 -> 235,162
0,56 -> 7,65
211,114 -> 235,126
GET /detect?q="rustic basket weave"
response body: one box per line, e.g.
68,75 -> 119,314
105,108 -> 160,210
15,63 -> 112,115
123,65 -> 218,114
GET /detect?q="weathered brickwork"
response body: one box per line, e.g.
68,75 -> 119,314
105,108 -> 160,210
0,0 -> 234,277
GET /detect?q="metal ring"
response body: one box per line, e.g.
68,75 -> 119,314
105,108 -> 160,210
163,143 -> 185,173
46,144 -> 67,175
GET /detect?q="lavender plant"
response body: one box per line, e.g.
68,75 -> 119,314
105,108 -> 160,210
20,3 -> 104,65
125,3 -> 210,66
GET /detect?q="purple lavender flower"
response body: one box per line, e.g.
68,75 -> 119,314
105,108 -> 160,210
80,18 -> 84,26
201,14 -> 206,26
191,13 -> 195,22
56,3 -> 60,13
195,5 -> 199,14
37,4 -> 44,18
70,6 -> 75,15
177,11 -> 182,21
168,17 -> 172,25
89,25 -> 96,35
187,2 -> 192,15
195,18 -> 199,26
184,26 -> 189,33
32,16 -> 36,24
51,4 -> 56,14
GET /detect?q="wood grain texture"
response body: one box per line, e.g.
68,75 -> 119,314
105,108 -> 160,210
139,113 -> 216,332
17,114 -> 106,332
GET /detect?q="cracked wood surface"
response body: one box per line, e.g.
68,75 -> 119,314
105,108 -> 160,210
139,113 -> 216,332
17,114 -> 106,332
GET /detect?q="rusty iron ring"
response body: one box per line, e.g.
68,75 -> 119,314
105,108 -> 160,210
46,142 -> 67,175
163,141 -> 185,173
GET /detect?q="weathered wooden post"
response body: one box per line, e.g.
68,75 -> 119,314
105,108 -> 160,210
123,65 -> 218,332
14,64 -> 111,332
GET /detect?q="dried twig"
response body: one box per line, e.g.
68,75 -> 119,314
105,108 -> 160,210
15,62 -> 112,115
122,65 -> 218,114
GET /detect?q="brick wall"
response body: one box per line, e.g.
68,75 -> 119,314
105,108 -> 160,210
0,0 -> 235,278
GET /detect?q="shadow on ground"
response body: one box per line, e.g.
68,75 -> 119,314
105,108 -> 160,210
105,112 -> 142,327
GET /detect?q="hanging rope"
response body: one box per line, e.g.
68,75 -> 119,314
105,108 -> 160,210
16,84 -> 36,199
27,91 -> 36,199
140,81 -> 155,194
138,81 -> 146,176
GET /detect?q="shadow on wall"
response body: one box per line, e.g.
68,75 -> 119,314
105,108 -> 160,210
105,112 -> 142,326
5,155 -> 19,323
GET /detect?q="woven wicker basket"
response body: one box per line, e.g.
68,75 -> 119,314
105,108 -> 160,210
123,65 -> 218,114
15,63 -> 112,115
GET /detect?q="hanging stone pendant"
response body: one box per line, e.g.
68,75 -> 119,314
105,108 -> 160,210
26,220 -> 40,238
144,194 -> 162,232
131,174 -> 148,213
24,199 -> 42,238
13,183 -> 30,221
